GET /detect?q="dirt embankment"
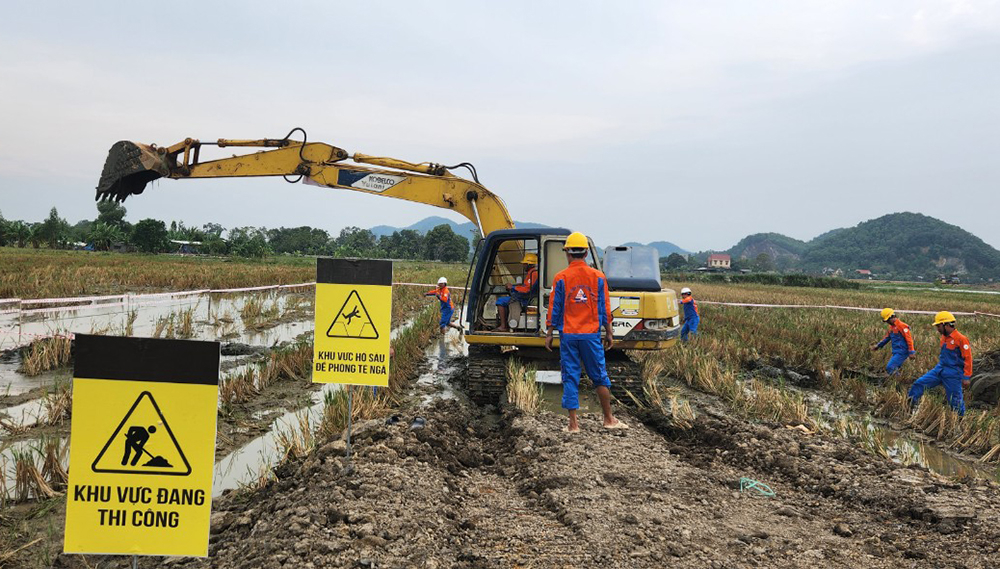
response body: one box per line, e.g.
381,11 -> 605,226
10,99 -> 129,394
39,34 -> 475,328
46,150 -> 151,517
131,394 -> 1000,569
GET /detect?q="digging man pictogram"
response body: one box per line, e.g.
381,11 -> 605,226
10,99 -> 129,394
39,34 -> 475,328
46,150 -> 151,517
121,425 -> 173,467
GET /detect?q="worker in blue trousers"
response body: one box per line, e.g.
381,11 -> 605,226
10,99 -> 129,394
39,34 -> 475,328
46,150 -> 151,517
870,308 -> 916,375
426,277 -> 462,335
908,311 -> 972,415
545,232 -> 627,433
679,287 -> 699,341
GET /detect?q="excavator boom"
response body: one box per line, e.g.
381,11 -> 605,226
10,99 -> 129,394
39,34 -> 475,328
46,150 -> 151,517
96,130 -> 514,237
94,127 -> 682,406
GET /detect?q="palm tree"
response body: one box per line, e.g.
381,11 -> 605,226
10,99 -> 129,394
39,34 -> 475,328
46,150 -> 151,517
87,222 -> 123,251
28,224 -> 42,249
9,221 -> 31,248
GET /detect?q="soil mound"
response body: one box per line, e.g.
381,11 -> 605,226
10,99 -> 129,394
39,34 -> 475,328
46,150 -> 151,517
171,398 -> 1000,568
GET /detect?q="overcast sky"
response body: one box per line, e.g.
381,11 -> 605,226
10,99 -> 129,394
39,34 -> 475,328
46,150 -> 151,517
1,1 -> 998,251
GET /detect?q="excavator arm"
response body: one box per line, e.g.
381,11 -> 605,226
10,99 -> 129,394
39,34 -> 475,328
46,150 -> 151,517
96,129 -> 515,237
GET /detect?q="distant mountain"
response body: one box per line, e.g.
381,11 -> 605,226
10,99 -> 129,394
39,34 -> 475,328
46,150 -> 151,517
622,241 -> 689,257
726,233 -> 807,261
371,216 -> 551,238
800,212 -> 1000,279
718,213 -> 1000,280
810,227 -> 847,244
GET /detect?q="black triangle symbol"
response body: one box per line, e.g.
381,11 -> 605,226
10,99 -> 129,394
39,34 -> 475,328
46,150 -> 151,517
326,289 -> 379,339
91,391 -> 192,476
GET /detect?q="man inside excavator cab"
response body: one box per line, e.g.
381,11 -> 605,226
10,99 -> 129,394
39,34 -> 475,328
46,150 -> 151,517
495,252 -> 539,332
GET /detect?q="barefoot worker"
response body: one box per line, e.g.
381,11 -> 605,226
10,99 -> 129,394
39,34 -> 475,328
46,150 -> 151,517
908,311 -> 972,415
870,308 -> 915,375
426,277 -> 463,335
544,231 -> 627,433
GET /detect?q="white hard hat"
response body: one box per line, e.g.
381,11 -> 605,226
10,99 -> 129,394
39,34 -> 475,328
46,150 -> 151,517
681,287 -> 692,294
438,277 -> 448,285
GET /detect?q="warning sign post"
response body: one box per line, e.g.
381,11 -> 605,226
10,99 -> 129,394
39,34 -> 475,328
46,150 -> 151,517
64,334 -> 220,558
313,258 -> 392,386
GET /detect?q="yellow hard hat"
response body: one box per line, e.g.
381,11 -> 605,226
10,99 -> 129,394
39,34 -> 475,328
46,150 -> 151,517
880,308 -> 895,322
563,232 -> 589,250
521,253 -> 538,265
932,311 -> 956,326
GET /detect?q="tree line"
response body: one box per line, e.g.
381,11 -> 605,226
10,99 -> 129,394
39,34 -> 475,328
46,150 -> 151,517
661,251 -> 780,273
0,203 -> 471,262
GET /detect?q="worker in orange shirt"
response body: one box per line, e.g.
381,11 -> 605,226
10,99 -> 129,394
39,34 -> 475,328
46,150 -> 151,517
908,311 -> 972,415
545,232 -> 627,433
870,308 -> 915,375
496,253 -> 539,332
426,277 -> 463,335
679,287 -> 699,341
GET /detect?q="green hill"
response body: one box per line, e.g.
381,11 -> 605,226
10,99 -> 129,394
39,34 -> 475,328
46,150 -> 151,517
800,212 -> 1000,279
726,233 -> 807,262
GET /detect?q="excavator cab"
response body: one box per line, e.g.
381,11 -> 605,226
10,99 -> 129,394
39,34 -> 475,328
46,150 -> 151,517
462,230 -> 681,404
464,228 -> 594,336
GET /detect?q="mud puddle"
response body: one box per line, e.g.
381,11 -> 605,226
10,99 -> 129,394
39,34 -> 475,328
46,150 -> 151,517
0,436 -> 68,500
801,389 -> 997,481
413,331 -> 467,406
678,368 -> 998,482
0,289 -> 313,353
0,360 -> 72,399
537,372 -> 605,414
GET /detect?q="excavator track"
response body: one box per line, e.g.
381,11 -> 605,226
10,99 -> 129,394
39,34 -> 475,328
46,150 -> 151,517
606,353 -> 645,403
464,345 -> 645,406
465,345 -> 509,406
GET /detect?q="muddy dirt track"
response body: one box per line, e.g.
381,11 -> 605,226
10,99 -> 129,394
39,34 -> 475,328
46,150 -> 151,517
16,345 -> 998,569
140,388 -> 1000,568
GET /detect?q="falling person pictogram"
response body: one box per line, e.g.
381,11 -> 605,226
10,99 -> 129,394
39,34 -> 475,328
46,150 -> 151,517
326,289 -> 379,339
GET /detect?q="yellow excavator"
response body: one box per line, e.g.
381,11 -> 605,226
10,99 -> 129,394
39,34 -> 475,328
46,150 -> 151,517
96,128 -> 681,403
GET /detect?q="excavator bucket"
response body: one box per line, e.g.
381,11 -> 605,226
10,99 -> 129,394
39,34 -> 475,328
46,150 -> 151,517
95,141 -> 169,202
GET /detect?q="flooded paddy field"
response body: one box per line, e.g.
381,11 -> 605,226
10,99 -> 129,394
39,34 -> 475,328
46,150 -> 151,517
3,270 -> 1000,567
0,257 -> 469,567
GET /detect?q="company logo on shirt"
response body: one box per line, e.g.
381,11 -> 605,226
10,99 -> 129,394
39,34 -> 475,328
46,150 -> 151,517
570,285 -> 591,303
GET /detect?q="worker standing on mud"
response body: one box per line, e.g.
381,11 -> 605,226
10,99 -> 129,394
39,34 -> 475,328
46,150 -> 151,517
545,232 -> 627,433
908,311 -> 972,415
496,253 -> 539,332
426,277 -> 462,335
870,308 -> 915,375
679,287 -> 699,342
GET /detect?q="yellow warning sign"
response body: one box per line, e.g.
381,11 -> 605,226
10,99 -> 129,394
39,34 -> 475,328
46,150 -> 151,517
64,335 -> 219,558
313,259 -> 392,386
